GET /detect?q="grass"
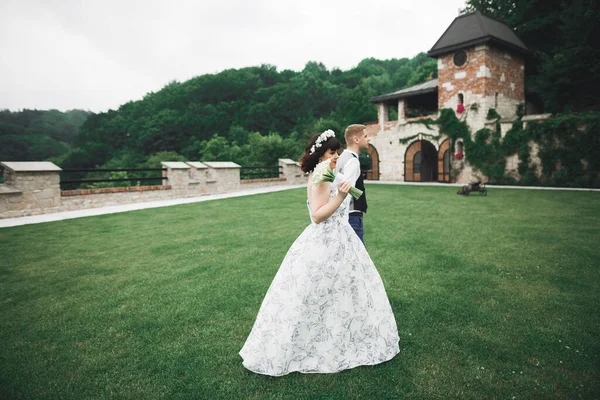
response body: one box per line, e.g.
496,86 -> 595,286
1,185 -> 599,399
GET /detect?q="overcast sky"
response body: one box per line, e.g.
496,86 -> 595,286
1,0 -> 466,113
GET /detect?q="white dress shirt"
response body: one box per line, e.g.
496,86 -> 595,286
336,149 -> 361,213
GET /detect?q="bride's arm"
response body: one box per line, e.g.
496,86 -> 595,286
310,180 -> 351,224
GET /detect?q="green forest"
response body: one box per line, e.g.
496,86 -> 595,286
0,109 -> 90,161
0,53 -> 437,171
1,0 -> 598,179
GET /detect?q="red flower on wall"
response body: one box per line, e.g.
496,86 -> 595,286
455,152 -> 464,160
456,103 -> 465,113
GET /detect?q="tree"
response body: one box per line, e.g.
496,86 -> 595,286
4,53 -> 455,170
463,0 -> 600,112
243,132 -> 301,166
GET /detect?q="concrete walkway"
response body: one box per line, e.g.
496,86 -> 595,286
1,181 -> 598,228
0,184 -> 305,228
367,180 -> 600,191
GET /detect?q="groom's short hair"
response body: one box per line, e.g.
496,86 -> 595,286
344,124 -> 366,144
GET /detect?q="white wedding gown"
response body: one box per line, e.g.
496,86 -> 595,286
239,189 -> 400,376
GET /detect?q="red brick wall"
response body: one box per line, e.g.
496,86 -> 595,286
438,47 -> 486,108
437,45 -> 524,110
484,46 -> 525,103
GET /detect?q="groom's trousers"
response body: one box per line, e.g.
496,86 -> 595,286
349,213 -> 364,243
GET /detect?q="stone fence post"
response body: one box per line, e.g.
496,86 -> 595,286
0,162 -> 62,218
203,162 -> 241,193
161,162 -> 190,197
278,159 -> 306,185
185,162 -> 209,195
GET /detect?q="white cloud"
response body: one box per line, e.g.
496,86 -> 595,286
0,0 -> 466,112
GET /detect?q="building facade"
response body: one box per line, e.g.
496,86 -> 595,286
366,11 -> 531,183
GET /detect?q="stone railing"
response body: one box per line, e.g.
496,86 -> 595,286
0,159 -> 306,219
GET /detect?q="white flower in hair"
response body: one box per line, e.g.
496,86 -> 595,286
309,129 -> 336,155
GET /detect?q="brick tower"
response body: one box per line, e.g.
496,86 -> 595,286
428,11 -> 528,122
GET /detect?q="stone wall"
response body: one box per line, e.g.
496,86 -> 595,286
241,178 -> 290,190
369,121 -> 444,182
0,159 -> 305,219
61,186 -> 173,212
366,114 -> 551,184
240,160 -> 307,190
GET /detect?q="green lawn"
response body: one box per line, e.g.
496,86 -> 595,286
1,185 -> 599,399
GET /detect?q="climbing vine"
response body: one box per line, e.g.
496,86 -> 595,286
398,108 -> 600,187
405,118 -> 437,130
526,112 -> 600,187
487,107 -> 501,120
398,132 -> 442,145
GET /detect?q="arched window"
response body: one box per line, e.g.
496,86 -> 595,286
458,93 -> 464,104
414,151 -> 422,174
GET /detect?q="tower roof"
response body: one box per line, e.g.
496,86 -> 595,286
427,11 -> 528,57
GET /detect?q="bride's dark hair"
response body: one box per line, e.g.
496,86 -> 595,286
299,132 -> 341,173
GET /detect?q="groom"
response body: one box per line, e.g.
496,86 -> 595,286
336,124 -> 370,243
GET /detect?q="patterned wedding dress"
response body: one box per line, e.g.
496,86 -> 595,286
239,189 -> 400,376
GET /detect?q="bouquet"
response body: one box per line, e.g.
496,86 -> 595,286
312,159 -> 363,200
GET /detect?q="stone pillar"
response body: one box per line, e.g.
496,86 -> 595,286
0,161 -> 62,218
161,162 -> 191,197
203,162 -> 241,193
398,99 -> 406,123
279,158 -> 306,185
378,103 -> 389,130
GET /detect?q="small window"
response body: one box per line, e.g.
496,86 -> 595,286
414,151 -> 422,174
453,50 -> 467,67
457,93 -> 465,113
456,141 -> 464,152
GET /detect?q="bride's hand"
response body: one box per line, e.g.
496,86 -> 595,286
337,180 -> 351,198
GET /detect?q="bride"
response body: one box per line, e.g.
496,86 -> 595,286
239,130 -> 400,376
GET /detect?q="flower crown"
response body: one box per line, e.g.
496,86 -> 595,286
309,129 -> 336,155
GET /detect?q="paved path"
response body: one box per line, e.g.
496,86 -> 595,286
0,185 -> 305,228
368,180 -> 600,191
1,182 -> 597,228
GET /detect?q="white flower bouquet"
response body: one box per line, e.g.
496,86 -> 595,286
312,159 -> 363,200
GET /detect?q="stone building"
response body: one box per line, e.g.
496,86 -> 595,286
365,11 -> 530,183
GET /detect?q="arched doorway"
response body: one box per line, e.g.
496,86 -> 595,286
404,139 -> 438,182
360,144 -> 379,180
437,139 -> 451,182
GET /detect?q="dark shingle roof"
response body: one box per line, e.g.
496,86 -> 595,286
427,11 -> 528,57
369,79 -> 438,103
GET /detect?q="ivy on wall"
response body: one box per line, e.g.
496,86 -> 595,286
525,113 -> 600,187
398,132 -> 442,145
398,108 -> 600,187
487,108 -> 501,120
